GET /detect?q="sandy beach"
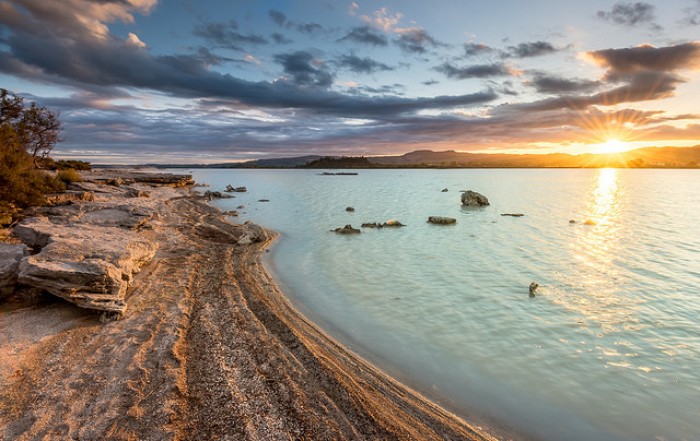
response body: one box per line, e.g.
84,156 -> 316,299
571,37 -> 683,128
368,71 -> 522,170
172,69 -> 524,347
0,172 -> 497,440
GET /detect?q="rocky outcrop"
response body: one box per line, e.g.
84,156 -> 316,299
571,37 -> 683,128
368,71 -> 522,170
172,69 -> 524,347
361,220 -> 406,228
45,191 -> 95,206
225,185 -> 247,193
461,190 -> 490,207
0,243 -> 27,297
204,190 -> 234,199
238,221 -> 268,245
332,224 -> 361,234
427,216 -> 457,225
16,218 -> 157,313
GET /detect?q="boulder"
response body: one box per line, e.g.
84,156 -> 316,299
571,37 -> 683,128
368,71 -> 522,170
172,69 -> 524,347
225,186 -> 247,193
461,190 -> 490,207
204,190 -> 234,200
258,199 -> 270,202
529,282 -> 539,298
332,224 -> 361,234
0,243 -> 27,297
237,221 -> 267,245
361,220 -> 405,228
16,218 -> 157,313
427,216 -> 457,225
346,206 -> 355,212
225,185 -> 235,192
441,188 -> 449,192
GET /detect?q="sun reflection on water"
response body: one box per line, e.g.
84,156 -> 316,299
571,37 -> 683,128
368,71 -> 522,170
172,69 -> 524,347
552,168 -> 644,335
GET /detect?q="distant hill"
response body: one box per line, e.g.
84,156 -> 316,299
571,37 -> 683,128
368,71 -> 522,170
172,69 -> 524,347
368,146 -> 700,168
243,155 -> 323,167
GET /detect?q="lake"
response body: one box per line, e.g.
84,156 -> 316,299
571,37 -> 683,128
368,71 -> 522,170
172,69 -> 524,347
187,168 -> 700,441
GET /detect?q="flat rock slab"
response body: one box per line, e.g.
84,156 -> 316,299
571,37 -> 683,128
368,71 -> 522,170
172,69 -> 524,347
16,217 -> 157,314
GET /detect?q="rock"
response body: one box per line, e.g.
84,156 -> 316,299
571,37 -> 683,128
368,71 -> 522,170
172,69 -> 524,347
0,212 -> 13,227
236,205 -> 245,209
461,190 -> 490,207
346,206 -> 355,212
225,184 -> 235,192
361,220 -> 405,228
332,224 -> 361,234
106,177 -> 125,187
237,221 -> 267,245
320,172 -> 358,176
222,210 -> 239,217
258,199 -> 270,202
441,188 -> 449,192
583,219 -> 596,226
126,188 -> 150,198
529,282 -> 539,298
16,218 -> 157,313
204,191 -> 234,200
225,186 -> 247,192
45,191 -> 95,206
501,213 -> 525,217
569,219 -> 577,224
427,216 -> 457,225
0,243 -> 27,297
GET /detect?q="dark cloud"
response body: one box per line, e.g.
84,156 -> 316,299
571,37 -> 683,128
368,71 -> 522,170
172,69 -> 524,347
193,21 -> 268,50
464,43 -> 494,57
273,51 -> 333,88
394,29 -> 443,54
526,72 -> 601,94
268,9 -> 287,27
507,41 -> 559,58
335,54 -> 393,74
271,32 -> 293,44
338,26 -> 388,46
596,2 -> 661,30
435,62 -> 511,79
682,1 -> 700,26
587,42 -> 700,75
268,8 -> 325,34
422,79 -> 439,86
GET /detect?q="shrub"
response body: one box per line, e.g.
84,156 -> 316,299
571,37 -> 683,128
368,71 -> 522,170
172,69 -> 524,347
57,168 -> 82,184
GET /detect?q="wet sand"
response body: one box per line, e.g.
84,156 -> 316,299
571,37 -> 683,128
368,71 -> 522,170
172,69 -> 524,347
0,182 -> 498,440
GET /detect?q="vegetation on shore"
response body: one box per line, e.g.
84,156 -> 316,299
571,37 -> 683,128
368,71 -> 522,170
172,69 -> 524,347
0,89 -> 90,226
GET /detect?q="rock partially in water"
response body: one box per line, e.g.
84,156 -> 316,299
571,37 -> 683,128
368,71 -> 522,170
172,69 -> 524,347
237,221 -> 268,245
346,206 -> 355,212
0,243 -> 27,298
461,190 -> 490,207
427,216 -> 457,225
441,188 -> 449,192
501,213 -> 525,217
332,224 -> 361,234
225,185 -> 247,193
529,282 -> 539,298
204,190 -> 234,200
258,199 -> 270,202
223,210 -> 239,217
569,219 -> 577,224
361,220 -> 405,228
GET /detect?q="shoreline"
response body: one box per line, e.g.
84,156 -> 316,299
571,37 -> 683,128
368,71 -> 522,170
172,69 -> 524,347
0,171 -> 499,440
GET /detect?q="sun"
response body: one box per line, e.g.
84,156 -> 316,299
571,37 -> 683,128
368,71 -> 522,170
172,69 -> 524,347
596,139 -> 628,154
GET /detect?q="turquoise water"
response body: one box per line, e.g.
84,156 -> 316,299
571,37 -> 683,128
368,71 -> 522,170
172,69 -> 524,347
188,168 -> 700,441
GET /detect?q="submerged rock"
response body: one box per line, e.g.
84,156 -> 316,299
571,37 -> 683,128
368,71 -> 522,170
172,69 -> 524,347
332,224 -> 361,234
529,282 -> 539,298
461,190 -> 490,207
427,216 -> 457,225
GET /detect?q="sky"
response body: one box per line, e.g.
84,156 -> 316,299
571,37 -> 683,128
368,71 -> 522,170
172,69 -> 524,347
1,0 -> 699,164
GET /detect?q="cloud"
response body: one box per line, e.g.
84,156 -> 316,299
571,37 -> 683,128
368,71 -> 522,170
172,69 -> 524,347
596,2 -> 661,30
436,62 -> 512,79
360,7 -> 403,32
338,26 -> 389,46
586,42 -> 700,74
126,32 -> 146,48
464,42 -> 494,57
507,41 -> 559,58
682,0 -> 700,25
193,20 -> 268,50
268,8 -> 325,34
394,28 -> 443,54
273,51 -> 333,88
335,54 -> 393,74
526,72 -> 601,94
271,32 -> 293,44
